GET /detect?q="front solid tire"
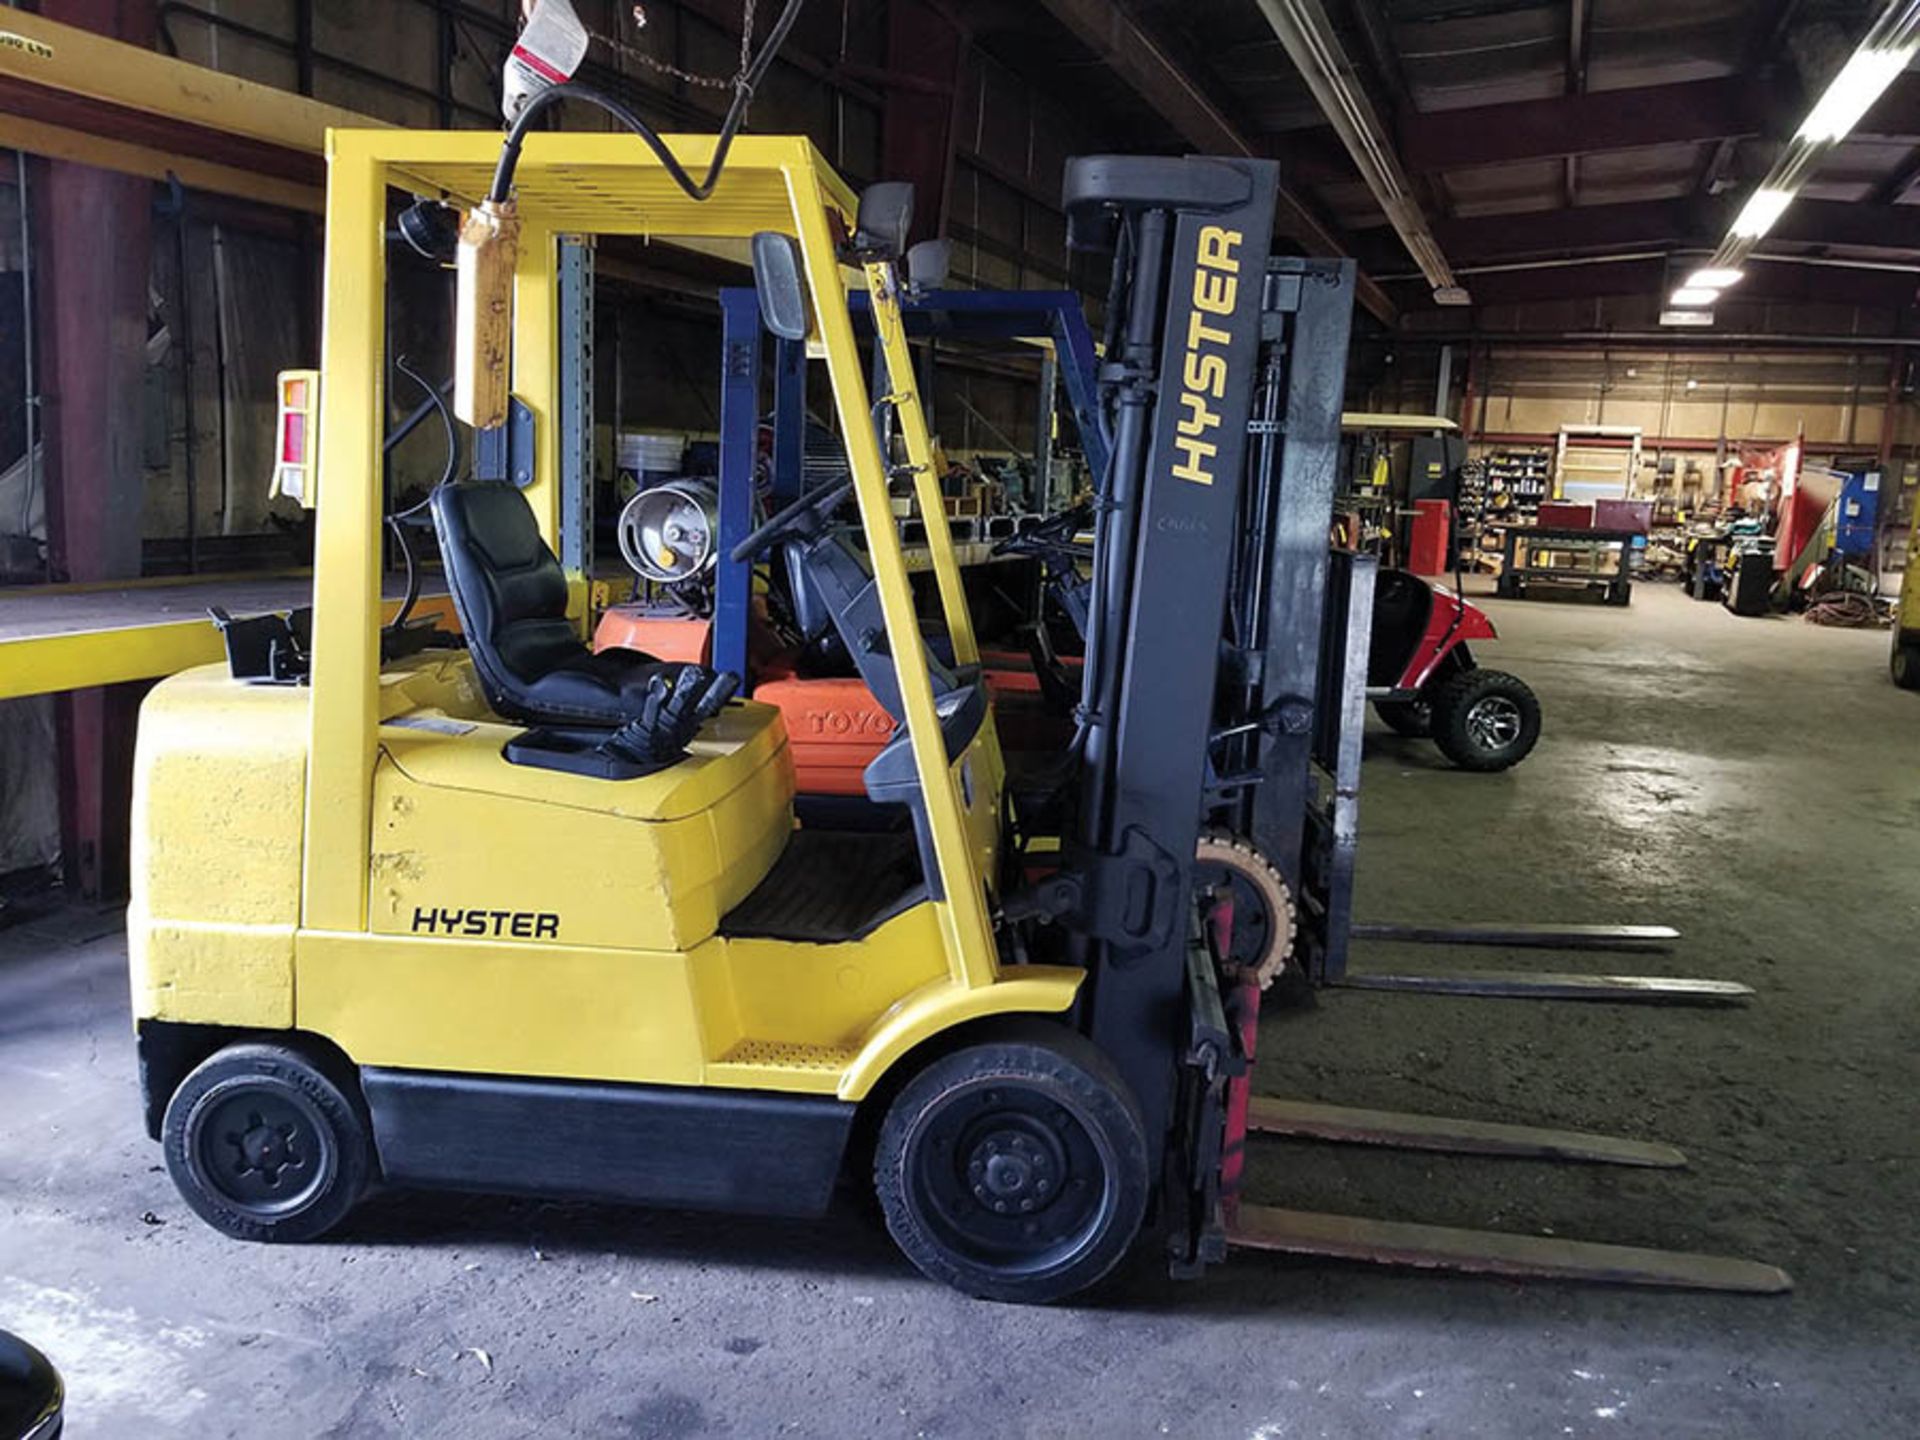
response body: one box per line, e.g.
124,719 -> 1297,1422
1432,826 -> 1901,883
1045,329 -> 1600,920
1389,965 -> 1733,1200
1892,633 -> 1920,691
874,1024 -> 1149,1304
162,1042 -> 373,1243
1432,668 -> 1542,772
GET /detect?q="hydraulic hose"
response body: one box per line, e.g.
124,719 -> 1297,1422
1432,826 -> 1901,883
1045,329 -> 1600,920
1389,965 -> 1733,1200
487,0 -> 808,207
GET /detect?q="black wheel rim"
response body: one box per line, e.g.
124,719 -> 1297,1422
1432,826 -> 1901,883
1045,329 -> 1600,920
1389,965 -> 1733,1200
190,1083 -> 334,1218
1195,863 -> 1275,971
1463,694 -> 1523,751
906,1080 -> 1114,1278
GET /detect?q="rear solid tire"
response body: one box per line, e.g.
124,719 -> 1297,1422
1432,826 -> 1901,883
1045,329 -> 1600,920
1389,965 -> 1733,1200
1432,668 -> 1541,772
1373,697 -> 1432,737
162,1042 -> 373,1243
1892,634 -> 1920,691
874,1024 -> 1149,1304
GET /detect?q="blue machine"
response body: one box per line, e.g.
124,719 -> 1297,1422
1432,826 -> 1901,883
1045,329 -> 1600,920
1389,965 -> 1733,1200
1835,470 -> 1882,560
705,286 -> 1109,679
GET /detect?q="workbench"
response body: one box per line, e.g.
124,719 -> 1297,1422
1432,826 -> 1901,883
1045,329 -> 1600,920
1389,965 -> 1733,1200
1493,526 -> 1636,606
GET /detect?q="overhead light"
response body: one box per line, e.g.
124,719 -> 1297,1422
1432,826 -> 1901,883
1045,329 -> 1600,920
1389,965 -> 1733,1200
1432,285 -> 1473,307
1686,378 -> 1700,391
1684,267 -> 1745,290
1670,286 -> 1720,306
1661,309 -> 1714,328
1797,44 -> 1920,143
1731,187 -> 1794,240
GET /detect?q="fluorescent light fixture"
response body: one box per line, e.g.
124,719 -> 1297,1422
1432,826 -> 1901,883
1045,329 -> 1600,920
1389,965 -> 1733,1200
1670,286 -> 1720,306
1732,187 -> 1794,239
1684,267 -> 1745,289
1797,45 -> 1920,143
1432,284 -> 1473,306
1660,309 -> 1714,328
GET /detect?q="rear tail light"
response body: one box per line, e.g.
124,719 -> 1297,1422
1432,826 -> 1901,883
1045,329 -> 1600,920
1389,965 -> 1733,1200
271,369 -> 320,507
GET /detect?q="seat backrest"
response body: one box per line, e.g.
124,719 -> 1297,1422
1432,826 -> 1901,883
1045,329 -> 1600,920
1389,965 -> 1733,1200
779,531 -> 962,720
430,481 -> 588,717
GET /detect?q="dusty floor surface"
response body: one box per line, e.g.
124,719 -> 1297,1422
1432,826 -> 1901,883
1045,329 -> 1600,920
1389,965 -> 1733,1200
2,580 -> 1916,1439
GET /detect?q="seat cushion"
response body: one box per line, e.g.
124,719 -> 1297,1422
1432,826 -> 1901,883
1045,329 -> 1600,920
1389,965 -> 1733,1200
519,648 -> 704,725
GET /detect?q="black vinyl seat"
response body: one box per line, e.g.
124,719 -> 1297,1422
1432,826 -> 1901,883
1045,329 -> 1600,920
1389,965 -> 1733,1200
430,480 -> 696,727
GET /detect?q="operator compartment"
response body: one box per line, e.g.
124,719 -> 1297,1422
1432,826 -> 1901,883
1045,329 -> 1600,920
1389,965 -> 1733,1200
369,669 -> 795,953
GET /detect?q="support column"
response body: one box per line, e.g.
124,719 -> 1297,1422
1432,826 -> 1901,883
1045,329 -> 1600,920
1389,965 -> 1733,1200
34,0 -> 157,901
881,0 -> 965,247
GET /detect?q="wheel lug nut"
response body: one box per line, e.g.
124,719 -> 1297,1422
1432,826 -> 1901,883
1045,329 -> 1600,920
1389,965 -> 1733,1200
994,1201 -> 1008,1213
1037,1180 -> 1050,1194
1019,1199 -> 1033,1211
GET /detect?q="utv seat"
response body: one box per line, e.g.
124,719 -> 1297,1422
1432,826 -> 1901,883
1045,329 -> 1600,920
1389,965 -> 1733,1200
431,480 -> 702,727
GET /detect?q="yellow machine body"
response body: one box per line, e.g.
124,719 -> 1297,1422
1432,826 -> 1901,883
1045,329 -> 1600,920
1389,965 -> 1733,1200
1900,503 -> 1920,636
130,129 -> 1076,1117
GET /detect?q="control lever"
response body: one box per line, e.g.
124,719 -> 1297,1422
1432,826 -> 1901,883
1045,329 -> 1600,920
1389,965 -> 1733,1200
600,666 -> 741,766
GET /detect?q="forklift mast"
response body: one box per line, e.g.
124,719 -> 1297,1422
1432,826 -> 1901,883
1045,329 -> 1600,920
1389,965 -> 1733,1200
1048,157 -> 1356,1263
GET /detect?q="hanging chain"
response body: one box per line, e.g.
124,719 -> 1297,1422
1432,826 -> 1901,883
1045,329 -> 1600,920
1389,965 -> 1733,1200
598,0 -> 758,92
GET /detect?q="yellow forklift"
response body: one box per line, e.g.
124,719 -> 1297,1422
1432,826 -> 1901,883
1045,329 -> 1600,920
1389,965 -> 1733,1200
1892,499 -> 1920,689
128,66 -> 1789,1301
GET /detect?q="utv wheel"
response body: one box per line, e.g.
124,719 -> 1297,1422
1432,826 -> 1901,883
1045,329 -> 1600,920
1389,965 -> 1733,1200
1373,697 -> 1432,738
874,1024 -> 1149,1304
1892,635 -> 1920,691
163,1042 -> 373,1243
1432,669 -> 1541,772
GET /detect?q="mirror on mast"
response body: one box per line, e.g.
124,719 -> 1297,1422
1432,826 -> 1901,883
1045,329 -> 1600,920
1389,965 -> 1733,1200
751,232 -> 812,342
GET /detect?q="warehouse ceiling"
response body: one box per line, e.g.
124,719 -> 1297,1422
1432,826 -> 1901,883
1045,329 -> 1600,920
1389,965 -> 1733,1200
973,0 -> 1920,327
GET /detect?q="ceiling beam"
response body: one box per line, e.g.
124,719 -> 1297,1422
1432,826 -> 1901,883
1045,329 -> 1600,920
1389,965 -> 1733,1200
1429,196 -> 1920,265
1035,0 -> 1396,323
1400,76 -> 1771,173
1386,256 -> 1918,311
1434,200 -> 1703,262
1563,0 -> 1593,206
1872,146 -> 1920,205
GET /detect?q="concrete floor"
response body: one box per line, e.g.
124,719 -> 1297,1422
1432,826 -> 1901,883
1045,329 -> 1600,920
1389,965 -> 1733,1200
2,579 -> 1917,1439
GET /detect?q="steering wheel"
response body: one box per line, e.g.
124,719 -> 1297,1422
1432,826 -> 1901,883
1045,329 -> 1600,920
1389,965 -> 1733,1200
729,476 -> 857,563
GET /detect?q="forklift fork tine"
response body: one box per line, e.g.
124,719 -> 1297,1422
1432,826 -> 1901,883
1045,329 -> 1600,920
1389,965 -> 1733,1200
1334,971 -> 1753,1004
1244,1096 -> 1687,1168
1226,1205 -> 1792,1294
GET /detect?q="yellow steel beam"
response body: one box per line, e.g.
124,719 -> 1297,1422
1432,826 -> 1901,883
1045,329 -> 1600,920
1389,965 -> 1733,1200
302,131 -> 388,935
0,10 -> 385,153
0,113 -> 322,213
864,259 -> 980,667
788,157 -> 998,992
0,596 -> 454,701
